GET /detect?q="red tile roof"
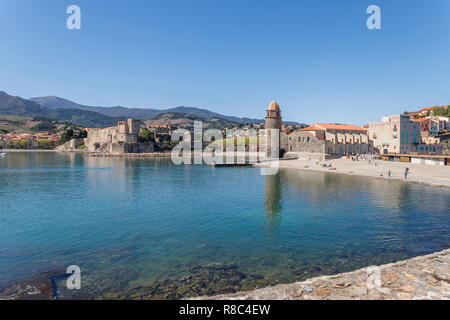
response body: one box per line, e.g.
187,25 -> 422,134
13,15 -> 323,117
296,126 -> 325,132
421,105 -> 449,112
315,123 -> 367,131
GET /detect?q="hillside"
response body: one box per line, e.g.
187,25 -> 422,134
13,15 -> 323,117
0,115 -> 75,134
0,115 -> 35,134
146,112 -> 239,130
31,95 -> 304,125
30,96 -> 161,119
0,92 -> 126,128
2,91 -> 305,129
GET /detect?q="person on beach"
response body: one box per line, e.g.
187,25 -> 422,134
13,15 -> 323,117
388,169 -> 391,177
404,168 -> 409,180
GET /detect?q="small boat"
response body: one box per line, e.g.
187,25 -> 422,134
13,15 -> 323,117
0,152 -> 6,157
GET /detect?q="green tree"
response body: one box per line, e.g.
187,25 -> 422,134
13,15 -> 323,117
138,128 -> 154,143
37,139 -> 51,149
58,129 -> 74,145
433,107 -> 449,117
18,139 -> 31,149
75,130 -> 88,139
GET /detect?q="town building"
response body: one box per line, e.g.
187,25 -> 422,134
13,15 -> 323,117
369,115 -> 421,154
0,132 -> 60,149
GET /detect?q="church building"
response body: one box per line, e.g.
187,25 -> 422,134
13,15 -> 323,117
264,101 -> 373,160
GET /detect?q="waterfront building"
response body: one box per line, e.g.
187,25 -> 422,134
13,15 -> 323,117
57,119 -> 155,153
368,115 -> 421,154
85,119 -> 154,153
287,123 -> 371,157
264,101 -> 373,159
0,132 -> 59,149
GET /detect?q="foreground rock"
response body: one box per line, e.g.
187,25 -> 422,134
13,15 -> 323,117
192,249 -> 450,300
123,264 -> 267,300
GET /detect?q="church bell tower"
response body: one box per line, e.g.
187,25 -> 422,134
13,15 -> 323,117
265,101 -> 282,158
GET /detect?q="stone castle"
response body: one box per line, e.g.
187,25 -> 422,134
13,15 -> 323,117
58,119 -> 154,154
265,101 -> 373,160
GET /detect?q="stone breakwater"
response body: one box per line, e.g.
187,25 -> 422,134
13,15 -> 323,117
193,249 -> 450,300
89,152 -> 172,158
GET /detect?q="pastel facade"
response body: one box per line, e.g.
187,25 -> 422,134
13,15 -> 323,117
369,115 -> 421,154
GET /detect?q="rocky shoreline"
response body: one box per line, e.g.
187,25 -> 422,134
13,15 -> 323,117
192,249 -> 450,300
1,250 -> 448,300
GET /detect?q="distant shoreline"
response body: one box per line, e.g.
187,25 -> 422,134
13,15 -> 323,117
0,149 -> 58,153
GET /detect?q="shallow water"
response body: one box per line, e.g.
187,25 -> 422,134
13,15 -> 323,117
0,152 -> 449,299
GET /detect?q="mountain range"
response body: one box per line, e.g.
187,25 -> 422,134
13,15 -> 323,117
0,91 -> 303,128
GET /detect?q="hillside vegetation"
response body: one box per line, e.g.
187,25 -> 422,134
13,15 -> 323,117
0,115 -> 73,134
146,112 -> 240,130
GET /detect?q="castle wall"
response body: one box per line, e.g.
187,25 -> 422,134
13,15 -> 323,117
287,129 -> 372,156
85,127 -> 118,151
84,119 -> 153,154
287,131 -> 326,154
280,132 -> 288,154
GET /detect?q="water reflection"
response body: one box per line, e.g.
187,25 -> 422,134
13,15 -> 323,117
263,173 -> 282,239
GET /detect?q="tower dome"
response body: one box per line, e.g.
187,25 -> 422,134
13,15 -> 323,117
268,101 -> 280,111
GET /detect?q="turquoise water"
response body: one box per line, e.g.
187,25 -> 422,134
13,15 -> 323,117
0,152 -> 449,299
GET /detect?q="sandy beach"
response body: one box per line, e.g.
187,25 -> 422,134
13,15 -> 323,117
256,156 -> 450,188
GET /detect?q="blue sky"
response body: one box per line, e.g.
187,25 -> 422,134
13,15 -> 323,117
0,0 -> 449,125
